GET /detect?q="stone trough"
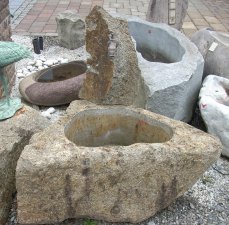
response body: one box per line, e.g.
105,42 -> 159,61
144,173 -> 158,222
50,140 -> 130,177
128,17 -> 204,122
19,61 -> 87,106
16,100 -> 221,224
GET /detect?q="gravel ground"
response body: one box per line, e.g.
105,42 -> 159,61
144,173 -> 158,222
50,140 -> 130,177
6,35 -> 229,225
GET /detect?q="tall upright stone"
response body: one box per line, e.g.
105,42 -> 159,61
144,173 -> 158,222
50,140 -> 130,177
147,0 -> 188,30
79,6 -> 146,107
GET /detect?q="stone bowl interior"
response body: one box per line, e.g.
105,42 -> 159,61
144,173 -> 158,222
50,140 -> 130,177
37,61 -> 87,83
128,21 -> 185,63
65,108 -> 173,147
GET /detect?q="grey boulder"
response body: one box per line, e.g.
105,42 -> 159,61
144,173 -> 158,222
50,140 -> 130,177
128,17 -> 204,122
56,10 -> 85,50
191,28 -> 229,78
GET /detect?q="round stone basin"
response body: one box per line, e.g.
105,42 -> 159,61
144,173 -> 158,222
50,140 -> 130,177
125,18 -> 204,122
19,61 -> 87,106
65,108 -> 173,147
37,61 -> 87,82
128,20 -> 185,63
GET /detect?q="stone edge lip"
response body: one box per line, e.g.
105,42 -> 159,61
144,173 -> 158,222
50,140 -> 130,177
16,100 -> 222,224
19,61 -> 87,106
17,99 -> 222,166
127,16 -> 204,68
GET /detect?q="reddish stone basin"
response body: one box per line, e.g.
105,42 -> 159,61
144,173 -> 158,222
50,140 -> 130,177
19,61 -> 87,106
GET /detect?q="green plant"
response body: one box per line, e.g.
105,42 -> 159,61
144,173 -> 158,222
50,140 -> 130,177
83,218 -> 98,225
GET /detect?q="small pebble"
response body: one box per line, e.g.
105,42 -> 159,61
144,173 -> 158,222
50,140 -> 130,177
17,73 -> 25,78
148,221 -> 156,225
27,61 -> 35,66
47,107 -> 56,114
27,65 -> 33,71
22,68 -> 28,73
54,60 -> 59,65
35,60 -> 43,67
190,203 -> 195,209
40,57 -> 46,62
60,58 -> 69,64
44,60 -> 54,66
38,66 -> 44,70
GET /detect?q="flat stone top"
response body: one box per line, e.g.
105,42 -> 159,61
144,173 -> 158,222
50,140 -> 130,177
16,100 -> 222,224
17,100 -> 221,171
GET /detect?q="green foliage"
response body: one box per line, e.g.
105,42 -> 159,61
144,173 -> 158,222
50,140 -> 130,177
83,218 -> 98,225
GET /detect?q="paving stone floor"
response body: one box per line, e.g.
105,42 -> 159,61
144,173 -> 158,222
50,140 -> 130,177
10,0 -> 229,37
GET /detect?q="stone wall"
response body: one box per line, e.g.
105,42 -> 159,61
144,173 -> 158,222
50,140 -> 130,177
0,0 -> 15,99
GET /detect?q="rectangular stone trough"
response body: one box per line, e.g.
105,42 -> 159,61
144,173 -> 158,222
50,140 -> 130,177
16,100 -> 221,224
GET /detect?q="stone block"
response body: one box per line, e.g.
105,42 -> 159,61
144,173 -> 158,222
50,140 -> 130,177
56,10 -> 85,50
16,100 -> 221,224
0,106 -> 49,225
79,6 -> 146,108
191,28 -> 229,78
146,0 -> 189,30
128,17 -> 204,122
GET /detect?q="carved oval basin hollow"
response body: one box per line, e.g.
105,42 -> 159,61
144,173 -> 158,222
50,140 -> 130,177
65,107 -> 172,147
127,18 -> 204,122
16,101 -> 221,225
128,20 -> 185,63
19,61 -> 87,106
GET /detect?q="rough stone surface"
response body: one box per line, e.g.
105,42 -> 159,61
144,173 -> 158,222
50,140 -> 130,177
191,28 -> 229,79
199,75 -> 229,158
128,17 -> 204,122
146,0 -> 188,30
79,6 -> 146,108
0,106 -> 49,225
56,10 -> 85,50
16,100 -> 221,224
19,61 -> 87,106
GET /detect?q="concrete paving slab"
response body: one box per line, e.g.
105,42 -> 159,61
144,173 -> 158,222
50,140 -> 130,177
10,0 -> 229,37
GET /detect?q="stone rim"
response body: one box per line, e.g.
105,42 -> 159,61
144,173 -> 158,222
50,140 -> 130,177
16,101 -> 221,224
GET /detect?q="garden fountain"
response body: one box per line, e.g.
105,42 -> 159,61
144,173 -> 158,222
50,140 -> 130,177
0,41 -> 30,120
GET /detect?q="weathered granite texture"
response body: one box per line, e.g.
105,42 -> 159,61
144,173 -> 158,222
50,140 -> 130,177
19,61 -> 87,106
146,0 -> 188,30
16,100 -> 221,224
191,28 -> 229,79
199,75 -> 229,158
0,106 -> 49,225
56,10 -> 85,50
79,6 -> 146,108
128,17 -> 204,122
